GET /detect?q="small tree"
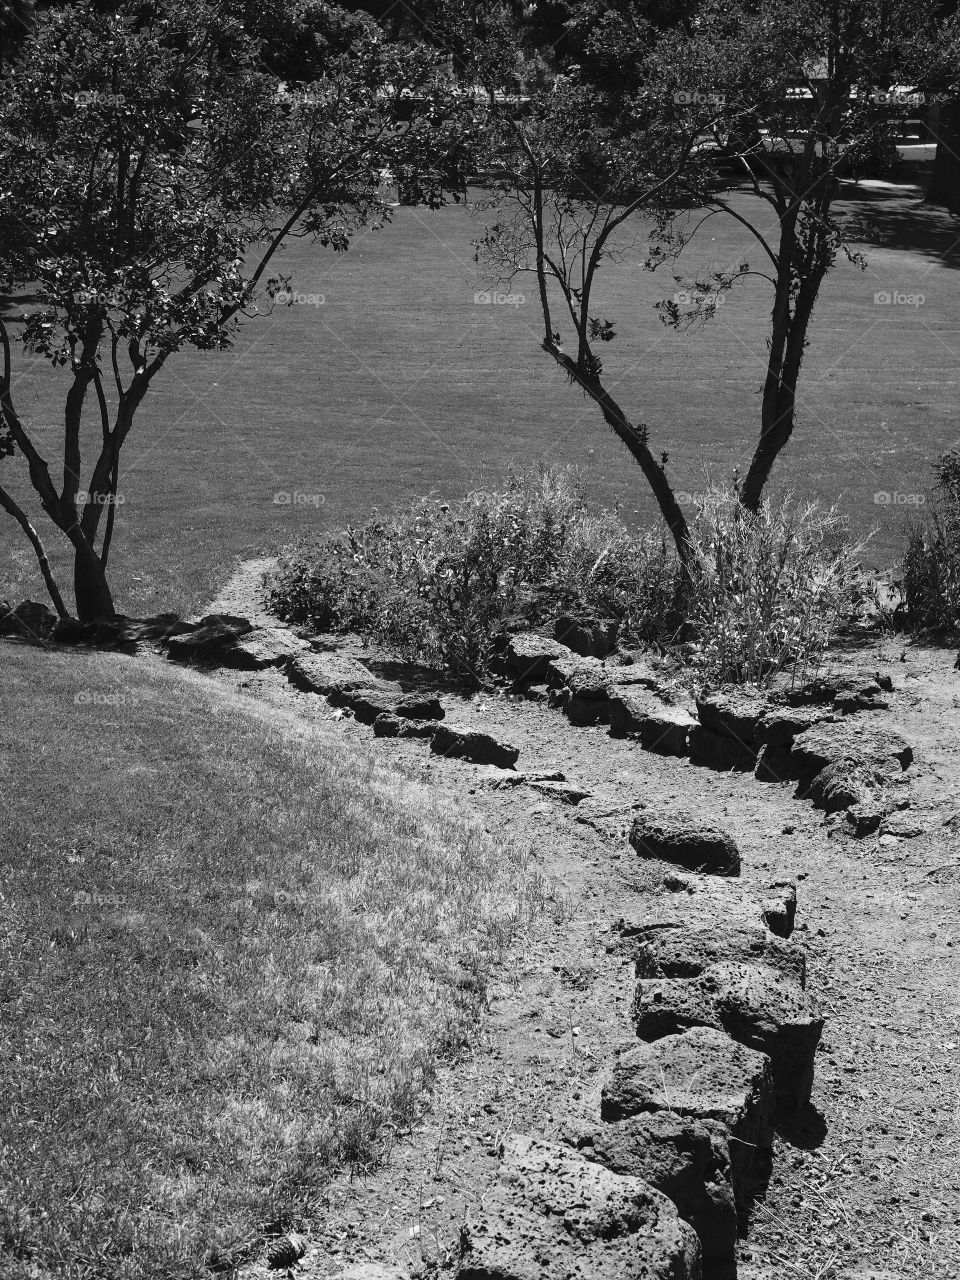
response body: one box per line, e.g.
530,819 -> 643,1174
475,80 -> 709,565
0,0 -> 470,619
476,0 -> 957,557
574,0 -> 957,509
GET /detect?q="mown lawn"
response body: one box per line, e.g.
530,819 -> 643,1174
0,644 -> 538,1279
2,178 -> 958,615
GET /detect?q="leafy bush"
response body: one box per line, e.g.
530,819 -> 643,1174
902,451 -> 960,636
684,487 -> 868,688
268,467 -> 685,680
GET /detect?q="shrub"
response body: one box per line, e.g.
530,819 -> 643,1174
901,451 -> 960,636
268,467 -> 685,680
684,487 -> 868,688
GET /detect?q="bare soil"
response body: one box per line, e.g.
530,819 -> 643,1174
208,562 -> 960,1280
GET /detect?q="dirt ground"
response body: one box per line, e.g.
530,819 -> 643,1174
207,562 -> 960,1280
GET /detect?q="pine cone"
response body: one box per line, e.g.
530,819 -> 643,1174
266,1232 -> 307,1270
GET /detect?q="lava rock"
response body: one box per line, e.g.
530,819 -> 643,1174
570,1113 -> 737,1271
630,811 -> 740,876
505,632 -> 570,680
395,691 -> 444,720
695,691 -> 768,754
759,881 -> 797,938
609,691 -> 694,757
844,802 -> 886,837
759,705 -> 831,749
791,720 -> 913,781
626,921 -> 806,988
632,962 -> 823,1109
287,651 -> 398,703
164,613 -> 253,662
0,599 -> 58,640
373,713 -> 439,740
554,613 -> 619,658
806,759 -> 878,813
456,1134 -> 701,1280
218,626 -> 310,670
431,725 -> 519,769
601,1026 -> 775,1206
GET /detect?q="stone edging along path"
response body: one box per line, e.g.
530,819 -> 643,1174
16,592 -> 932,1277
140,607 -> 923,1280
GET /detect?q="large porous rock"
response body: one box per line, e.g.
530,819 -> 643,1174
695,691 -> 768,755
606,656 -> 662,694
456,1134 -> 701,1280
545,653 -> 605,689
779,672 -> 890,710
372,713 -> 439,740
805,759 -> 878,813
629,812 -> 740,876
610,691 -> 694,757
164,613 -> 253,662
632,962 -> 823,1110
569,1113 -> 737,1271
395,691 -> 444,720
431,725 -> 519,769
629,872 -> 798,941
0,599 -> 58,640
346,686 -> 445,725
217,626 -> 310,670
759,704 -> 831,748
790,720 -> 913,823
505,632 -> 570,680
625,921 -> 806,988
601,1026 -> 775,1206
554,613 -> 619,658
287,651 -> 398,703
759,881 -> 797,938
791,719 -> 913,782
561,663 -> 615,726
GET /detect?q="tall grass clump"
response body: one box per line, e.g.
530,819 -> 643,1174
685,487 -> 868,687
269,467 -> 685,681
901,451 -> 960,637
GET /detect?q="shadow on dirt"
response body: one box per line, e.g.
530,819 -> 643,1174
776,1101 -> 829,1150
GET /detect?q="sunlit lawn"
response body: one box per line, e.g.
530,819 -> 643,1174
0,644 -> 537,1279
2,177 -> 958,616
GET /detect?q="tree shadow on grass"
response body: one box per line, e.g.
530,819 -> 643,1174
836,182 -> 960,269
0,290 -> 41,318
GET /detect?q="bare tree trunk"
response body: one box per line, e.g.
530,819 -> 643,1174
72,538 -> 115,620
542,341 -> 693,566
741,270 -> 819,511
0,483 -> 68,617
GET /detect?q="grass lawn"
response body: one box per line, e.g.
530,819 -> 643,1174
2,179 -> 958,617
0,644 -> 538,1279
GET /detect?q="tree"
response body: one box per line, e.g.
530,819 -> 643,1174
0,0 -> 471,619
575,0 -> 958,509
475,80 -> 708,564
478,0 -> 957,562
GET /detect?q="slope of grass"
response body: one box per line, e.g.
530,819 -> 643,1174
0,644 -> 539,1280
1,179 -> 957,615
